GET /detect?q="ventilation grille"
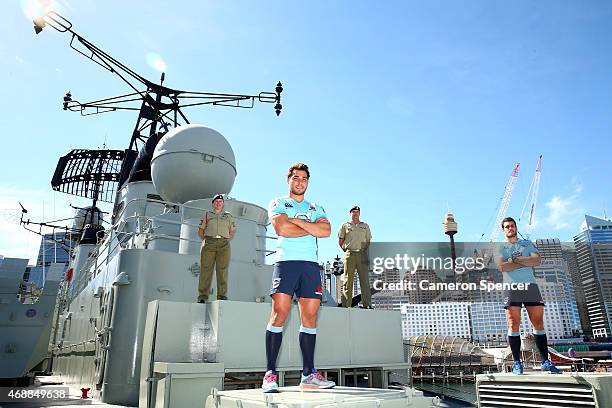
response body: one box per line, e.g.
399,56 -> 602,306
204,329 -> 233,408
478,381 -> 595,408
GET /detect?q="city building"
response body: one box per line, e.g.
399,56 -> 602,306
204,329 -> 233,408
401,302 -> 471,340
563,244 -> 590,333
324,273 -> 343,305
535,238 -> 581,336
370,267 -> 406,310
403,268 -> 441,304
469,278 -> 572,344
369,267 -> 445,310
29,232 -> 71,287
322,259 -> 343,304
36,232 -> 72,267
537,280 -> 572,340
470,302 -> 507,345
573,215 -> 612,337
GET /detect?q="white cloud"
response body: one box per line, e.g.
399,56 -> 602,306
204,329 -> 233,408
545,192 -> 585,231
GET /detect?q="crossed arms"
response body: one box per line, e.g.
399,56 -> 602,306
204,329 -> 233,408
496,252 -> 541,272
270,213 -> 331,238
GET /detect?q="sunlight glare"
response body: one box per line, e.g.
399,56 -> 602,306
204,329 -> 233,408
146,52 -> 167,73
21,0 -> 55,21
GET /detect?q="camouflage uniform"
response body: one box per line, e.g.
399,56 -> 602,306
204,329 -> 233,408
338,221 -> 372,307
198,210 -> 236,301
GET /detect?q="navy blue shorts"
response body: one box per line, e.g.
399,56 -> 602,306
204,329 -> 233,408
503,283 -> 544,309
270,261 -> 322,300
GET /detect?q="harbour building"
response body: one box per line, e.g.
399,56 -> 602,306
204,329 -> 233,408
563,244 -> 591,333
35,232 -> 72,267
370,268 -> 408,310
469,279 -> 572,343
573,215 -> 612,337
534,238 -> 581,336
401,302 -> 471,340
536,280 -> 572,339
471,302 -> 508,345
29,232 -> 71,287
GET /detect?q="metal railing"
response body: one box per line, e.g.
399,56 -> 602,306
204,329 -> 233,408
68,196 -> 276,301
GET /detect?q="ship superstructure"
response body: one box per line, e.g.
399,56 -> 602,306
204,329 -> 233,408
20,12 -> 437,408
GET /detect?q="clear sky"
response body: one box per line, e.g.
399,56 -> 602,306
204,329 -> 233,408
1,0 -> 610,264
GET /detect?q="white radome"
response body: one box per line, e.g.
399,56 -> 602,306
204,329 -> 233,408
151,124 -> 236,204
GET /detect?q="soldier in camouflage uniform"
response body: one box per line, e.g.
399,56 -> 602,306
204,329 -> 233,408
338,206 -> 372,308
198,194 -> 236,302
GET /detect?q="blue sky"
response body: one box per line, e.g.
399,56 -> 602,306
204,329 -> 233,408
1,0 -> 610,264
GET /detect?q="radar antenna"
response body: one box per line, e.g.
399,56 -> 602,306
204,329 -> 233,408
51,149 -> 124,204
33,11 -> 283,187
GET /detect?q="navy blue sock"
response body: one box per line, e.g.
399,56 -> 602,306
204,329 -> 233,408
533,330 -> 549,362
265,324 -> 283,373
507,332 -> 521,362
299,326 -> 317,376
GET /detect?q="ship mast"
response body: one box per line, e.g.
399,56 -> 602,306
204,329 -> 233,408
20,11 -> 282,243
33,11 -> 282,189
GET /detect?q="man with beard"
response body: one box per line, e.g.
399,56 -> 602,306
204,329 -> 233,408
262,163 -> 336,393
496,216 -> 561,374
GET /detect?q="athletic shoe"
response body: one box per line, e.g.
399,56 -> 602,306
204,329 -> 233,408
511,361 -> 524,375
541,359 -> 561,374
300,371 -> 336,389
262,370 -> 279,393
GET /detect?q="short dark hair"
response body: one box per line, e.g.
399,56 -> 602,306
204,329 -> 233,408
287,163 -> 310,179
501,217 -> 517,229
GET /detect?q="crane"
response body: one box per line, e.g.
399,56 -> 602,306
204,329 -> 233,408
476,162 -> 520,269
519,155 -> 543,238
489,162 -> 520,242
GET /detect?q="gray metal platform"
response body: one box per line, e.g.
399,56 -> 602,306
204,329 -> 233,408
205,386 -> 439,407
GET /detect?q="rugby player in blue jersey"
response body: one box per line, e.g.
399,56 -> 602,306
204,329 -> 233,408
262,163 -> 336,392
496,217 -> 561,374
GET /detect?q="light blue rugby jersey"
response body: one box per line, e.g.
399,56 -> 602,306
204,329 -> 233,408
495,239 -> 539,284
268,196 -> 327,263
